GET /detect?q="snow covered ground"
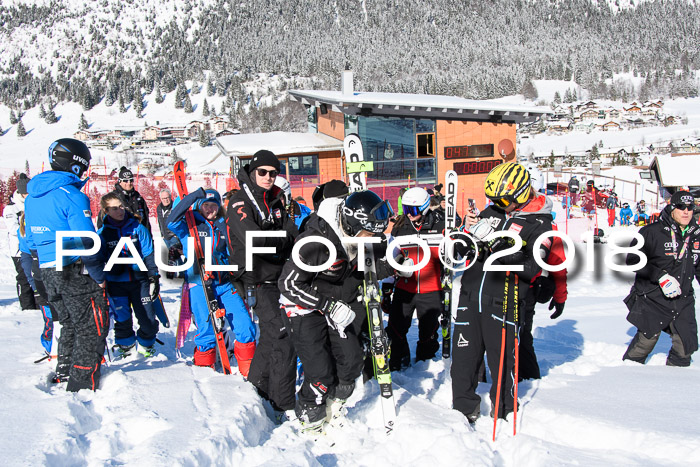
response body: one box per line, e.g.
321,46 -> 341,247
2,201 -> 700,466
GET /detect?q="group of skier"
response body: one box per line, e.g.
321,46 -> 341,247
12,136 -> 697,440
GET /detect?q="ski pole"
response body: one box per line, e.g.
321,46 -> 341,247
493,271 -> 509,442
513,274 -> 519,436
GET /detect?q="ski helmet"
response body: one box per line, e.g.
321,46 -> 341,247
48,138 -> 91,178
340,190 -> 393,236
194,189 -> 222,211
484,162 -> 531,209
274,176 -> 292,204
402,187 -> 431,217
527,166 -> 544,193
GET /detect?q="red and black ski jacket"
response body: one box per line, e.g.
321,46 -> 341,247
226,165 -> 298,285
390,210 -> 445,294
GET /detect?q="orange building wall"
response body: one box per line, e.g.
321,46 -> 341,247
317,109 -> 344,140
435,120 -> 516,210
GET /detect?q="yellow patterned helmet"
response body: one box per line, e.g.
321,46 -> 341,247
484,162 -> 532,209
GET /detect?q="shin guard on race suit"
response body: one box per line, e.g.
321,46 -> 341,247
194,347 -> 216,368
234,341 -> 256,378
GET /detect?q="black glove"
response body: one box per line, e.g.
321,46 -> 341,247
548,299 -> 565,319
381,282 -> 394,314
149,275 -> 160,302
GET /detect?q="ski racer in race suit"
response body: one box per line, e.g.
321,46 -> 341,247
168,188 -> 256,375
623,190 -> 700,367
97,192 -> 160,358
24,138 -> 109,392
450,162 -> 561,423
226,150 -> 298,413
385,187 -> 443,371
278,190 -> 399,434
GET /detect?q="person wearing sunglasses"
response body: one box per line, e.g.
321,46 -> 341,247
226,150 -> 299,419
383,187 -> 444,372
107,166 -> 152,233
97,192 -> 161,359
450,162 -> 565,425
623,190 -> 700,367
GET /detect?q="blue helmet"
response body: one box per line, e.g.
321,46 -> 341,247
194,189 -> 222,211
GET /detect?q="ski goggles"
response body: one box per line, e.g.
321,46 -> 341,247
370,200 -> 394,221
488,195 -> 517,209
119,177 -> 134,183
403,204 -> 424,217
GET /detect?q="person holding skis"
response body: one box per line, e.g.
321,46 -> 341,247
4,173 -> 37,310
278,189 -> 399,434
622,191 -> 700,367
168,188 -> 256,375
385,187 -> 443,371
24,138 -> 109,392
98,192 -> 161,358
450,162 -> 560,424
226,150 -> 298,414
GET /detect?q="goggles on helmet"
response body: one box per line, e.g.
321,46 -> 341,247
404,204 -> 424,217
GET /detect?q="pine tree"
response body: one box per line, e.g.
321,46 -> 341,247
202,98 -> 210,117
134,87 -> 144,118
0,123 -> 3,135
521,79 -> 538,100
45,108 -> 58,124
199,129 -> 210,147
220,101 -> 226,114
206,76 -> 215,96
174,84 -> 184,109
79,113 -> 89,130
553,91 -> 562,105
39,104 -> 47,118
155,85 -> 164,104
191,80 -> 200,95
17,119 -> 26,137
184,94 -> 193,113
119,94 -> 126,113
9,110 -> 17,125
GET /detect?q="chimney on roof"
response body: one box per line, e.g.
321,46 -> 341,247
342,63 -> 353,97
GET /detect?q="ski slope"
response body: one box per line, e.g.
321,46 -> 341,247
1,209 -> 699,466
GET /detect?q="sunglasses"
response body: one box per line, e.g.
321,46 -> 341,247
674,203 -> 694,211
120,178 -> 134,183
106,205 -> 124,211
255,168 -> 279,178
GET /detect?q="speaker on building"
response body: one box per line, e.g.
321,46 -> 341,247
319,104 -> 328,115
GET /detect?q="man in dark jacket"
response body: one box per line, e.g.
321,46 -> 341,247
112,166 -> 151,232
226,150 -> 298,416
156,188 -> 182,278
568,175 -> 580,206
623,190 -> 700,367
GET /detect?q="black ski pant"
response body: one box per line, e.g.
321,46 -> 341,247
42,264 -> 110,392
108,280 -> 159,348
624,321 -> 692,367
247,283 -> 297,411
518,293 -> 541,380
12,256 -> 37,310
284,311 -> 363,423
386,288 -> 441,371
31,258 -> 53,351
451,296 -> 518,420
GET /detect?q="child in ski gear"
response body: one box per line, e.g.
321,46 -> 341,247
278,190 -> 398,434
98,192 -> 160,358
386,187 -> 443,370
24,138 -> 109,392
4,173 -> 37,310
620,202 -> 633,226
450,162 -> 560,423
568,175 -> 580,206
623,191 -> 700,367
226,150 -> 298,411
168,187 -> 256,374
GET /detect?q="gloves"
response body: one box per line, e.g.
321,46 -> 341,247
548,299 -> 565,319
469,218 -> 495,241
659,273 -> 682,298
327,300 -> 355,338
149,275 -> 160,302
381,283 -> 393,314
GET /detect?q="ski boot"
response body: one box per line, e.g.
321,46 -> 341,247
138,345 -> 157,358
325,397 -> 348,428
112,343 -> 136,359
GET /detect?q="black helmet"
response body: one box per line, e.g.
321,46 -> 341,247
340,190 -> 393,236
48,138 -> 91,178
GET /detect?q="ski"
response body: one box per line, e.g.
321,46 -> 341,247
173,161 -> 232,374
441,170 -> 458,358
344,133 -> 366,193
175,282 -> 192,351
152,293 -> 170,328
363,242 -> 397,435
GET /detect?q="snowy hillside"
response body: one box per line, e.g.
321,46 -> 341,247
2,207 -> 700,465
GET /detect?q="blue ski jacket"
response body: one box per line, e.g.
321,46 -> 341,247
25,171 -> 105,284
98,211 -> 158,282
167,188 -> 232,285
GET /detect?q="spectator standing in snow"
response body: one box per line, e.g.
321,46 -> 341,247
623,191 -> 700,366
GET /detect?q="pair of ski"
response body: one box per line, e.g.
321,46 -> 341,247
173,161 -> 232,374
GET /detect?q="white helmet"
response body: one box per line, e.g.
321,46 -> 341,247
274,176 -> 291,203
528,166 -> 544,193
402,187 -> 431,216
